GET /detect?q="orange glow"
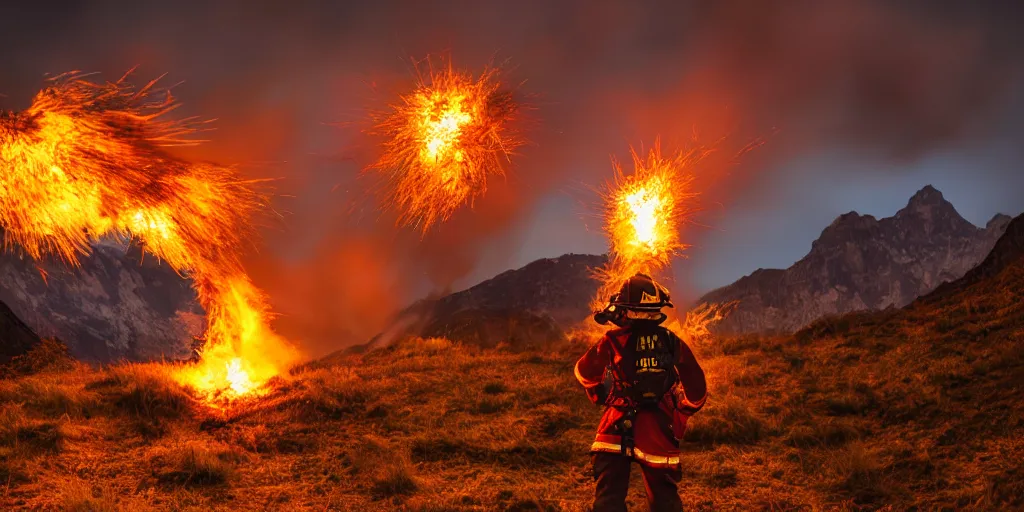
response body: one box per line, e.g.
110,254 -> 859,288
0,72 -> 297,401
666,301 -> 739,344
593,144 -> 698,308
368,58 -> 522,232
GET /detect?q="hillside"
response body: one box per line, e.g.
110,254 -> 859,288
0,239 -> 203,362
700,185 -> 1010,334
0,299 -> 40,364
1,215 -> 1021,510
366,254 -> 607,350
366,185 -> 1006,352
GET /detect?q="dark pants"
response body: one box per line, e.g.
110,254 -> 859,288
592,452 -> 682,512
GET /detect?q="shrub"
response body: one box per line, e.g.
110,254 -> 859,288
371,464 -> 419,500
155,442 -> 235,486
2,338 -> 74,377
101,364 -> 192,421
828,442 -> 891,504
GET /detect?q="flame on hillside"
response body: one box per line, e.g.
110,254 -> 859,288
0,72 -> 297,401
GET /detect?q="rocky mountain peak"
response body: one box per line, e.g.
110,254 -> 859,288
986,213 -> 1013,232
699,185 -> 1009,334
906,184 -> 946,207
894,185 -> 974,236
811,211 -> 878,252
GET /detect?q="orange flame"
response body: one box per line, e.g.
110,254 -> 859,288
593,144 -> 699,308
367,57 -> 522,232
0,72 -> 297,401
666,301 -> 739,344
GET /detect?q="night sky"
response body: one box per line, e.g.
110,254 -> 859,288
2,0 -> 1023,351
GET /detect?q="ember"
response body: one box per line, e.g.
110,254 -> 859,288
367,57 -> 523,232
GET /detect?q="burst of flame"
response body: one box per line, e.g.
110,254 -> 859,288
593,144 -> 698,308
668,301 -> 739,343
367,58 -> 522,232
0,72 -> 297,401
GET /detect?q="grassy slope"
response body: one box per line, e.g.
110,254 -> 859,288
1,260 -> 1022,511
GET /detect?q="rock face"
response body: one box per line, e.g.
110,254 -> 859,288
0,298 -> 41,364
699,185 -> 1011,334
368,253 -> 607,349
0,240 -> 204,362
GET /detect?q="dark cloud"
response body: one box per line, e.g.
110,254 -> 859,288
1,0 -> 1021,351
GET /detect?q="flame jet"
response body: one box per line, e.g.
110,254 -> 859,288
0,72 -> 297,400
593,144 -> 700,309
367,57 -> 523,232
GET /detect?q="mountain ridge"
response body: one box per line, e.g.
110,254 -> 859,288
698,185 -> 1009,334
0,239 -> 203,362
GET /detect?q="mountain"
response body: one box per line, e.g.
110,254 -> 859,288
699,185 -> 1011,334
365,253 -> 607,349
0,240 -> 203,362
6,216 -> 1022,511
0,298 -> 41,364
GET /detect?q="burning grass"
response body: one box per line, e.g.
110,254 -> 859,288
367,56 -> 524,232
0,72 -> 298,401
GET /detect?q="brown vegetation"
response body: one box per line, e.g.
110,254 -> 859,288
1,251 -> 1022,510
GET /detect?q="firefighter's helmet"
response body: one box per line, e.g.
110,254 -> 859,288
609,273 -> 673,311
594,273 -> 673,325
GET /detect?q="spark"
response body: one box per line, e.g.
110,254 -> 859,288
593,144 -> 698,308
367,57 -> 523,232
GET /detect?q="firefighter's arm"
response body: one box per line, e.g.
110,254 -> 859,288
574,336 -> 610,405
672,333 -> 708,414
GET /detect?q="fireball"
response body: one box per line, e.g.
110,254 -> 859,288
593,145 -> 698,307
0,72 -> 297,400
368,58 -> 522,232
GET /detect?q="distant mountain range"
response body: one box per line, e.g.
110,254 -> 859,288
0,184 -> 1013,362
369,185 -> 1010,346
698,185 -> 1010,334
0,239 -> 202,362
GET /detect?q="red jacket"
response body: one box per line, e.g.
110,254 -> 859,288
574,325 -> 707,468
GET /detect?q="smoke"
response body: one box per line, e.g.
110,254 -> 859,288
645,0 -> 1021,156
1,0 -> 1021,352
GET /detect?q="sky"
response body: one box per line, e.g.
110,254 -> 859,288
1,0 -> 1023,351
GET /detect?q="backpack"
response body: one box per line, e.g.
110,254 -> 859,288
619,325 -> 678,408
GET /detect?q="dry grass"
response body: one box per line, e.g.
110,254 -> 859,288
152,442 -> 238,487
1,253 -> 1022,512
59,479 -> 118,512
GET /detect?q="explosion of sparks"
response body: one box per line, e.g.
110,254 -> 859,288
368,58 -> 522,232
0,72 -> 297,401
593,145 -> 699,309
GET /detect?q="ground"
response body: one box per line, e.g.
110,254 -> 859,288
1,260 -> 1023,511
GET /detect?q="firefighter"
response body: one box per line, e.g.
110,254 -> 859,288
575,273 -> 707,512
